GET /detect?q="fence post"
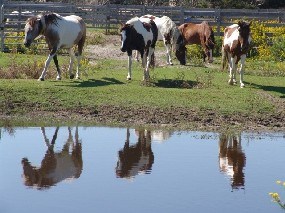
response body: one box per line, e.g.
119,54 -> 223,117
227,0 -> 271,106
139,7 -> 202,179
142,4 -> 145,16
0,4 -> 4,52
105,4 -> 109,34
215,8 -> 221,36
180,7 -> 184,25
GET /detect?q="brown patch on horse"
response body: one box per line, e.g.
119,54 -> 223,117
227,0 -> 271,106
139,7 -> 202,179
164,32 -> 171,45
143,22 -> 151,32
44,13 -> 61,27
225,26 -> 237,38
44,28 -> 60,50
142,15 -> 156,20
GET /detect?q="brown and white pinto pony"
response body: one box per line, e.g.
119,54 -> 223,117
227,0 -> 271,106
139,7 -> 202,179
222,21 -> 251,88
120,17 -> 158,81
135,15 -> 184,65
21,127 -> 83,189
24,13 -> 86,81
178,21 -> 215,65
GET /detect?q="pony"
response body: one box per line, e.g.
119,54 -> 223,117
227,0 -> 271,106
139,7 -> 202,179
135,15 -> 185,65
177,21 -> 215,65
116,128 -> 154,179
120,16 -> 158,81
222,21 -> 251,88
21,127 -> 83,189
24,13 -> 86,81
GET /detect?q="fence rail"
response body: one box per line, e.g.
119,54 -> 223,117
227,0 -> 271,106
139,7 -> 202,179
1,3 -> 285,52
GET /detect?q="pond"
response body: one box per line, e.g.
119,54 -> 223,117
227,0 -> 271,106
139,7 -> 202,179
0,126 -> 284,213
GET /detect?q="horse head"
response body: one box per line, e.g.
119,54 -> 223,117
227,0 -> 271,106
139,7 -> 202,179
120,23 -> 133,53
24,16 -> 43,47
238,21 -> 251,52
175,31 -> 187,65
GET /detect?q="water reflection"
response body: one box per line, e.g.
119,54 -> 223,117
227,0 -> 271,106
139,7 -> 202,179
21,127 -> 83,189
115,128 -> 154,179
219,133 -> 246,190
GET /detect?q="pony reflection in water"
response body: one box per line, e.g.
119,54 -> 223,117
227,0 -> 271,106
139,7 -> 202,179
116,128 -> 172,179
116,128 -> 154,179
21,127 -> 83,189
219,133 -> 246,190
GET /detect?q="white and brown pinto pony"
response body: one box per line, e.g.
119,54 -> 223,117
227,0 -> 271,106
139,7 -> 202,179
135,15 -> 184,65
178,21 -> 215,65
120,17 -> 158,81
24,13 -> 86,81
222,21 -> 251,88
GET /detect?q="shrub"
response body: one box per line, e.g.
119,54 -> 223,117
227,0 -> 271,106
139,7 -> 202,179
270,35 -> 285,62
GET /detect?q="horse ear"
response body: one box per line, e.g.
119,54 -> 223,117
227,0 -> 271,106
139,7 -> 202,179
238,21 -> 242,27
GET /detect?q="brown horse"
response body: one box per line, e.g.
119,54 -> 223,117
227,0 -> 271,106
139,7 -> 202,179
177,21 -> 215,65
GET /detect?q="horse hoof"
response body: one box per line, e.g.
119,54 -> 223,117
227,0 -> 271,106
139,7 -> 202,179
76,77 -> 80,80
228,80 -> 233,85
127,77 -> 131,81
70,74 -> 75,79
56,77 -> 61,81
38,78 -> 44,81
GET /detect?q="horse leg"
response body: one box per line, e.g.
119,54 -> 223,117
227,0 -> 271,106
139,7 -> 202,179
127,50 -> 132,80
208,49 -> 213,63
75,39 -> 86,80
239,54 -> 246,88
53,54 -> 61,80
228,55 -> 237,85
68,48 -> 75,79
75,52 -> 82,80
39,48 -> 57,81
134,50 -> 139,62
144,47 -> 154,81
165,43 -> 173,65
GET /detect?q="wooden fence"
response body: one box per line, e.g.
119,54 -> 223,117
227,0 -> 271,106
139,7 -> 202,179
1,3 -> 285,52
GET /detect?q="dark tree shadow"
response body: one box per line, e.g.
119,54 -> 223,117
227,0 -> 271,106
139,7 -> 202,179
154,79 -> 198,89
59,78 -> 125,88
247,82 -> 285,98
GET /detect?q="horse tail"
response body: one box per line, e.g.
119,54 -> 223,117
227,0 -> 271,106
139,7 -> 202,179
221,45 -> 228,71
77,18 -> 86,56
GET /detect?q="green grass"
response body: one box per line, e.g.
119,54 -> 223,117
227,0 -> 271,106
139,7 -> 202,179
0,52 -> 284,121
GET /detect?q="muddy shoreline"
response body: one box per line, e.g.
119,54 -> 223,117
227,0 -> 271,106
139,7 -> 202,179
1,105 -> 285,132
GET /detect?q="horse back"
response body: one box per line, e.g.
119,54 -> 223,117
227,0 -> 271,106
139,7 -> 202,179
179,23 -> 202,45
56,15 -> 86,47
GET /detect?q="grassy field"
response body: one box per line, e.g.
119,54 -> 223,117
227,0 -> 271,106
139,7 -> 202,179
0,51 -> 284,130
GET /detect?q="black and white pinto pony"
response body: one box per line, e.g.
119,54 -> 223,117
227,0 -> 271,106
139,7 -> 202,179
24,13 -> 86,81
135,15 -> 184,65
120,17 -> 158,81
222,21 -> 251,88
